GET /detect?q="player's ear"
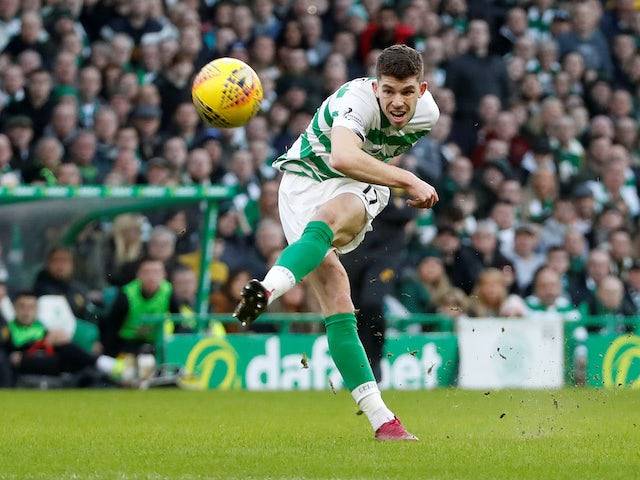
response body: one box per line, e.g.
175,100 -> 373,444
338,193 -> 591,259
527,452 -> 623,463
419,81 -> 428,96
372,80 -> 379,97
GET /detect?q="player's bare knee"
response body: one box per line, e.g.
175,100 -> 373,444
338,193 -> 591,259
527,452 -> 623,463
332,292 -> 354,312
314,208 -> 339,231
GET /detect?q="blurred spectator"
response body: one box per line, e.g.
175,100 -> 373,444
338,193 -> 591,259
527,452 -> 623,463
589,275 -> 636,318
164,210 -> 198,255
246,218 -> 285,279
0,0 -> 20,53
154,53 -> 194,130
101,258 -> 178,357
521,169 -> 558,224
504,224 -> 545,295
78,66 -> 103,129
131,105 -> 163,161
468,268 -> 527,318
608,228 -> 634,277
7,291 -> 127,382
539,197 -> 579,251
3,12 -> 54,61
572,183 -> 597,234
259,180 -> 280,222
525,266 -> 580,319
33,247 -> 91,321
46,101 -> 79,146
170,266 -> 197,317
564,227 -> 589,275
432,225 -> 462,281
588,158 -> 640,218
145,157 -> 174,186
253,0 -> 282,39
546,245 -> 571,293
446,19 -> 510,153
493,7 -> 529,57
557,2 -> 613,79
211,268 -> 252,315
146,225 -> 179,276
2,68 -> 54,138
5,115 -> 33,171
451,220 -> 511,294
165,265 -> 199,335
359,6 -> 414,61
101,0 -> 167,45
56,162 -> 82,186
69,131 -> 99,184
568,248 -> 612,308
492,201 -> 517,257
184,148 -> 212,185
588,204 -> 627,248
21,136 -> 59,184
0,63 -> 25,109
104,214 -> 145,287
625,260 -> 640,313
399,248 -> 466,317
438,156 -> 473,210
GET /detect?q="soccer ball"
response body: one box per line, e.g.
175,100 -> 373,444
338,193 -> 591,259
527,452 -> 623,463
192,57 -> 263,129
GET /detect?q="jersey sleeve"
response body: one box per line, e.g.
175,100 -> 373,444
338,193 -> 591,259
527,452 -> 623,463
416,91 -> 440,132
331,84 -> 378,141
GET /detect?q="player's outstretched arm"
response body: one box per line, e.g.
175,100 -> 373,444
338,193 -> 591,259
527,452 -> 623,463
330,126 -> 439,209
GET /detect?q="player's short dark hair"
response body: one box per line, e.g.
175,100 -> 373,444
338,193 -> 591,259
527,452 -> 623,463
376,44 -> 423,81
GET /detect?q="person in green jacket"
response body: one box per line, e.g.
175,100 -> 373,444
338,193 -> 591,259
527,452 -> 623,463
7,291 -> 131,382
101,258 -> 180,356
525,267 -> 581,321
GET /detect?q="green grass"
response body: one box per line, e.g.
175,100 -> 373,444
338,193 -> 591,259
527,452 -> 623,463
0,389 -> 638,479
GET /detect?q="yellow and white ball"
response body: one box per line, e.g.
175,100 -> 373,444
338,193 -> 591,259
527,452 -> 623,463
192,57 -> 263,129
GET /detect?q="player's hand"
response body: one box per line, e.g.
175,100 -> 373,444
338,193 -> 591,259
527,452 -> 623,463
405,177 -> 439,209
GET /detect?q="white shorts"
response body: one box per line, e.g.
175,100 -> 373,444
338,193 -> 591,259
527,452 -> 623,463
278,172 -> 390,254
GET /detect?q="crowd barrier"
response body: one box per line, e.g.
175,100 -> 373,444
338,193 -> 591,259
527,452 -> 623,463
137,313 -> 640,391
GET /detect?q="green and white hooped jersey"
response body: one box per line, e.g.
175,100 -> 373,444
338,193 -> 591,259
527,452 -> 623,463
273,77 -> 440,182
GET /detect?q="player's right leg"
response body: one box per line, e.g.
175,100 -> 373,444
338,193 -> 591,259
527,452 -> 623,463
305,253 -> 417,441
233,190 -> 366,326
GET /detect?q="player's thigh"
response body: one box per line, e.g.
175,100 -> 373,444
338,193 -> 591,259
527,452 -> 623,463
305,252 -> 355,317
311,193 -> 367,248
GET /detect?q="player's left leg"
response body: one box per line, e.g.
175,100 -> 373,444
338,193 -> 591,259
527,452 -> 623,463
305,253 -> 417,441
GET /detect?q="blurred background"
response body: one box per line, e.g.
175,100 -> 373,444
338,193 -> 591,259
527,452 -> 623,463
0,0 -> 639,391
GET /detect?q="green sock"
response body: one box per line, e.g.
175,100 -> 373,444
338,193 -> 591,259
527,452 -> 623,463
325,312 -> 376,392
275,221 -> 333,282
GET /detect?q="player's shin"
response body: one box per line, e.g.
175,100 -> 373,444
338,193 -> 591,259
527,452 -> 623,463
261,221 -> 333,303
325,312 -> 394,431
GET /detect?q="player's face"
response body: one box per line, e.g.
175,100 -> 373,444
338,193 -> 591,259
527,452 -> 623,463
374,75 -> 427,128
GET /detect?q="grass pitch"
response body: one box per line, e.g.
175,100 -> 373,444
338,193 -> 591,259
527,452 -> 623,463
0,388 -> 638,479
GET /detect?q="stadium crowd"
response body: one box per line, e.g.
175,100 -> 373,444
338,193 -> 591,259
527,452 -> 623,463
0,0 -> 640,383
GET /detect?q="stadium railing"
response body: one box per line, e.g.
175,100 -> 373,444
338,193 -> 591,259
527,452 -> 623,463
142,312 -> 640,334
140,312 -> 640,386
